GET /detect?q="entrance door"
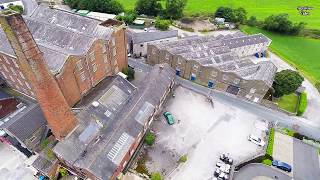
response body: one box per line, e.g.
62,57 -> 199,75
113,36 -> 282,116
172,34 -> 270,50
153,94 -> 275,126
176,69 -> 181,76
190,74 -> 196,81
208,81 -> 214,88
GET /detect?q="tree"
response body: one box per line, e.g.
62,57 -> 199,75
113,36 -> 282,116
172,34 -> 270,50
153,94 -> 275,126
247,16 -> 258,26
214,7 -> 247,24
155,17 -> 170,31
117,11 -> 137,25
144,132 -> 155,146
64,0 -> 124,14
135,0 -> 162,16
233,7 -> 247,24
121,66 -> 135,80
215,7 -> 235,22
164,0 -> 187,20
8,5 -> 24,14
263,14 -> 305,35
151,172 -> 162,180
272,70 -> 304,97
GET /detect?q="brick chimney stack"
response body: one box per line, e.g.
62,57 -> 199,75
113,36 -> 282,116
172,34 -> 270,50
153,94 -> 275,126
0,11 -> 77,140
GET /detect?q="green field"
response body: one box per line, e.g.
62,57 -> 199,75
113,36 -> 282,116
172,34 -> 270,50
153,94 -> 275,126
275,94 -> 299,113
118,0 -> 320,29
242,26 -> 320,83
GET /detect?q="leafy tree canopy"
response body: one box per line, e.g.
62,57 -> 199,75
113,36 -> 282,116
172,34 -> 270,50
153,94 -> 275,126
64,0 -> 124,14
164,0 -> 187,20
135,0 -> 162,16
263,14 -> 305,35
272,70 -> 304,97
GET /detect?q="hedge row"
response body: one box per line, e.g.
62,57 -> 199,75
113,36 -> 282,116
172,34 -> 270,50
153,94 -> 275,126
266,128 -> 275,156
297,92 -> 307,116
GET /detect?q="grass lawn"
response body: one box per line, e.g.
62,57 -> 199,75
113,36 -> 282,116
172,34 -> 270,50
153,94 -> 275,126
241,26 -> 320,84
118,0 -> 320,29
275,94 -> 299,113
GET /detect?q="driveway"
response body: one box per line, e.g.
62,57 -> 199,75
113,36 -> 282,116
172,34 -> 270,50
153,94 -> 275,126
234,163 -> 291,180
293,139 -> 320,180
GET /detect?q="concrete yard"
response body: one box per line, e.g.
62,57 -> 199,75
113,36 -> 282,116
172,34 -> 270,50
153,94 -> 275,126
145,86 -> 266,180
0,143 -> 36,180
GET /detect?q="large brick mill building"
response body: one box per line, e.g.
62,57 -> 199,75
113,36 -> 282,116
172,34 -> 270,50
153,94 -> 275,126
0,5 -> 176,180
147,32 -> 278,102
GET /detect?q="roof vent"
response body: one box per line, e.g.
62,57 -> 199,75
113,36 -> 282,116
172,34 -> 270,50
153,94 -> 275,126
92,101 -> 99,107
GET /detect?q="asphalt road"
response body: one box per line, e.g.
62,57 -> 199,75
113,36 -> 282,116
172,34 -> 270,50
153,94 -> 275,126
293,139 -> 320,180
128,58 -> 320,140
234,163 -> 292,180
21,0 -> 38,15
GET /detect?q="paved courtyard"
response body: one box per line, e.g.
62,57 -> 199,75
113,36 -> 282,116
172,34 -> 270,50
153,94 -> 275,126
0,143 -> 36,180
145,86 -> 265,180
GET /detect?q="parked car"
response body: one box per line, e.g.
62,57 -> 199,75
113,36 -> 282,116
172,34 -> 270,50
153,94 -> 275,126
216,161 -> 224,167
218,172 -> 229,180
248,134 -> 265,147
220,154 -> 233,165
214,168 -> 221,177
272,160 -> 292,172
163,111 -> 174,125
219,164 -> 231,174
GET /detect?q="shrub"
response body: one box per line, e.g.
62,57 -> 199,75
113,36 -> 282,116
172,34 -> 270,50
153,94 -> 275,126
297,92 -> 307,116
8,5 -> 24,14
316,82 -> 320,93
122,66 -> 135,81
266,128 -> 275,156
283,128 -> 295,137
151,172 -> 162,180
155,17 -> 171,31
263,14 -> 305,35
247,16 -> 257,26
145,132 -> 155,146
59,168 -> 68,177
178,154 -> 188,163
117,11 -> 137,25
215,7 -> 247,24
293,132 -> 304,140
262,158 -> 272,166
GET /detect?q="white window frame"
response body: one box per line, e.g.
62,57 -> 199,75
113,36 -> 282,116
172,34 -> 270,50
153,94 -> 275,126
80,72 -> 86,82
92,63 -> 98,72
76,60 -> 83,71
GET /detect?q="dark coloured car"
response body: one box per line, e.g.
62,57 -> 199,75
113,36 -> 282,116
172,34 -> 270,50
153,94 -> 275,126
272,160 -> 292,172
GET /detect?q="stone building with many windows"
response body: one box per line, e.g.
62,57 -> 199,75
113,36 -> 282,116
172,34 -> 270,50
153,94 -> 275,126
147,32 -> 277,102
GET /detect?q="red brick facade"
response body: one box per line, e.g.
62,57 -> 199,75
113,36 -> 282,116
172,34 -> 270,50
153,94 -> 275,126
0,13 -> 77,139
0,97 -> 18,119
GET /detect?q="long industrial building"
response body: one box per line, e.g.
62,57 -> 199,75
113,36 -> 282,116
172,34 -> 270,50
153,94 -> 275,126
147,32 -> 277,102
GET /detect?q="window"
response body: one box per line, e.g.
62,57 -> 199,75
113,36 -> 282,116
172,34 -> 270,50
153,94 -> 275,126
80,72 -> 86,82
222,75 -> 229,81
26,82 -> 31,89
193,64 -> 199,70
152,48 -> 157,55
19,71 -> 25,79
3,56 -> 10,64
233,78 -> 240,84
103,54 -> 108,63
165,53 -> 170,60
113,48 -> 117,56
12,60 -> 19,68
89,52 -> 95,62
76,61 -> 83,71
10,67 -> 16,75
2,64 -> 8,72
102,44 -> 107,53
140,44 -> 144,47
177,57 -> 182,65
211,71 -> 218,77
92,63 -> 97,72
112,38 -> 116,46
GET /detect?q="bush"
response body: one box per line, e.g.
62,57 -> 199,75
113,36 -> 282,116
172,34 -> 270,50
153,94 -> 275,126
8,5 -> 24,14
151,172 -> 162,180
297,92 -> 307,116
59,168 -> 68,177
64,0 -> 124,14
117,11 -> 137,25
262,158 -> 272,166
263,14 -> 305,35
178,154 -> 188,163
266,128 -> 275,156
214,7 -> 247,24
145,132 -> 155,146
272,70 -> 304,97
247,16 -> 257,26
316,82 -> 320,93
122,66 -> 135,81
282,128 -> 295,137
155,17 -> 171,31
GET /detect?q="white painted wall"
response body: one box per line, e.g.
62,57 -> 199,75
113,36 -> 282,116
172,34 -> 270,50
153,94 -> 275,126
133,37 -> 178,57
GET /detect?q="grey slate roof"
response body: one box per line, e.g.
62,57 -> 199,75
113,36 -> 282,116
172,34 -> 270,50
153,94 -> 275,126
0,91 -> 11,100
152,32 -> 276,86
54,64 -> 175,179
0,4 -> 113,74
129,30 -> 178,44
